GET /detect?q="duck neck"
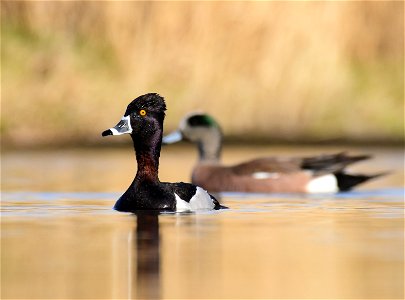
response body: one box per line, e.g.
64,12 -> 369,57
197,129 -> 222,163
132,130 -> 162,183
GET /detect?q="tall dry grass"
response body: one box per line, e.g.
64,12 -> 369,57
1,1 -> 403,147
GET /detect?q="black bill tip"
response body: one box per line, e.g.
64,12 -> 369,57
102,129 -> 113,137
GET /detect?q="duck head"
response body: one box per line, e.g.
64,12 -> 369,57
102,93 -> 167,140
163,113 -> 223,162
102,93 -> 167,181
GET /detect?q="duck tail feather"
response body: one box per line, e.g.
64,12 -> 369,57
335,171 -> 389,191
210,193 -> 228,210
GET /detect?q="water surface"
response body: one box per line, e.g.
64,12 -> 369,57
2,145 -> 404,299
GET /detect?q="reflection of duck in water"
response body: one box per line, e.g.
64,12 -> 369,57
163,113 -> 385,194
134,212 -> 160,299
102,94 -> 226,212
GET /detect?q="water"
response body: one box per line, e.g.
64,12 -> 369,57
1,145 -> 404,299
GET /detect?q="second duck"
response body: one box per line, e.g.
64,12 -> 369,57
163,113 -> 384,194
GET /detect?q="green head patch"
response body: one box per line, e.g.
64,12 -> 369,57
187,114 -> 218,128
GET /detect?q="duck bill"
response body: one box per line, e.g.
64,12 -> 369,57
162,130 -> 183,144
102,115 -> 132,137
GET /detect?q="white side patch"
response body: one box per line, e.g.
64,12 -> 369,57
190,187 -> 216,210
252,172 -> 280,179
174,194 -> 191,212
305,174 -> 338,193
175,187 -> 215,212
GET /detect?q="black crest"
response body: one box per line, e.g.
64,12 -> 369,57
125,93 -> 167,116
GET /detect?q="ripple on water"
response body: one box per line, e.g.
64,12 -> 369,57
1,188 -> 403,218
1,192 -> 120,217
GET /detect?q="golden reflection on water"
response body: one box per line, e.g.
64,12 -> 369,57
1,145 -> 404,298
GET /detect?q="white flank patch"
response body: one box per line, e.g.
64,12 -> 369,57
305,174 -> 338,193
252,172 -> 280,179
175,187 -> 215,212
175,195 -> 190,212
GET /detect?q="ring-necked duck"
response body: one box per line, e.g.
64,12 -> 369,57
163,113 -> 385,193
102,94 -> 226,212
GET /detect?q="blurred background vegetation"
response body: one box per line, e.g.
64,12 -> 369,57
1,1 -> 404,148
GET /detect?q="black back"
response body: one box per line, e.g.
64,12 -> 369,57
170,182 -> 197,202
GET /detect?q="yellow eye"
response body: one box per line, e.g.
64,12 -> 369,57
139,109 -> 147,116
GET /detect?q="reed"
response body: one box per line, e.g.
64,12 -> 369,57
1,1 -> 403,147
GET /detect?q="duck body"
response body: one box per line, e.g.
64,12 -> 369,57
102,94 -> 225,212
192,163 -> 312,193
114,178 -> 176,211
115,178 -> 221,212
191,155 -> 379,193
163,113 -> 384,194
